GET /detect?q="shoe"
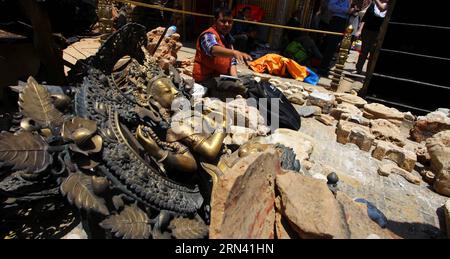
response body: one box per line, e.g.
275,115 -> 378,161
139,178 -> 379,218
350,69 -> 363,75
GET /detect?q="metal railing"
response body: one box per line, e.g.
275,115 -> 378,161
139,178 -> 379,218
112,0 -> 345,36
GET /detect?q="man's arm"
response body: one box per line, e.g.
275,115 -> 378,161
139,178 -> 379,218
200,32 -> 252,63
212,46 -> 243,76
211,45 -> 252,64
355,21 -> 365,38
230,65 -> 238,77
374,0 -> 388,12
230,54 -> 238,77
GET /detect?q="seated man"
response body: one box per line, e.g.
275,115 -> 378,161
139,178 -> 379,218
193,7 -> 252,100
285,9 -> 303,43
284,10 -> 323,67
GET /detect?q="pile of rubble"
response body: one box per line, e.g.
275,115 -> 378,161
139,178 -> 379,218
71,27 -> 450,239
271,80 -> 450,198
209,148 -> 399,239
146,27 -> 195,78
4,25 -> 448,239
202,89 -> 450,238
146,27 -> 183,71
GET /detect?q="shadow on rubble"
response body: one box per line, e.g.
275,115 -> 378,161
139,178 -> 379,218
386,207 -> 447,239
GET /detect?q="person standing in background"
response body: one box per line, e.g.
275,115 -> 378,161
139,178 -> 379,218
354,0 -> 390,74
349,2 -> 362,44
313,0 -> 333,31
312,0 -> 332,56
318,0 -> 359,76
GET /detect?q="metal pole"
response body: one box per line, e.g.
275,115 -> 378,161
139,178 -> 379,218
151,26 -> 170,56
112,0 -> 344,36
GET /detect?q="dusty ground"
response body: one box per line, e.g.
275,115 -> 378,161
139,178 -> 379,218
301,118 -> 447,239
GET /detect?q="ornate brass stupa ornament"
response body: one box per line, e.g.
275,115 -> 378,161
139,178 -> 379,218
330,25 -> 354,90
97,0 -> 114,37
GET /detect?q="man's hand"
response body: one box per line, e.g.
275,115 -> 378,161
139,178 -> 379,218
136,125 -> 165,160
374,0 -> 389,12
211,45 -> 253,63
232,50 -> 253,64
355,22 -> 365,39
349,6 -> 360,14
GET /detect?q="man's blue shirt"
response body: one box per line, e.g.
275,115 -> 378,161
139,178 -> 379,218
328,0 -> 350,19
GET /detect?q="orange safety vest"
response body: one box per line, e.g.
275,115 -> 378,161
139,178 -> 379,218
193,27 -> 232,83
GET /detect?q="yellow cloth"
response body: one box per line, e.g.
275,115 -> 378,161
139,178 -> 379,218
249,53 -> 309,81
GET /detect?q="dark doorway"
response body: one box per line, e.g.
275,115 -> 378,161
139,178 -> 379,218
362,0 -> 450,115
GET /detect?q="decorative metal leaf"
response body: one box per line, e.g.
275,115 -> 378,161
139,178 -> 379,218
169,217 -> 209,239
0,131 -> 52,173
61,117 -> 97,142
0,171 -> 41,193
99,204 -> 151,239
19,77 -> 64,128
60,172 -> 109,216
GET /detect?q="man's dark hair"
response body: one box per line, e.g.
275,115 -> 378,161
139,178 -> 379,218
242,6 -> 252,13
214,7 -> 233,19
